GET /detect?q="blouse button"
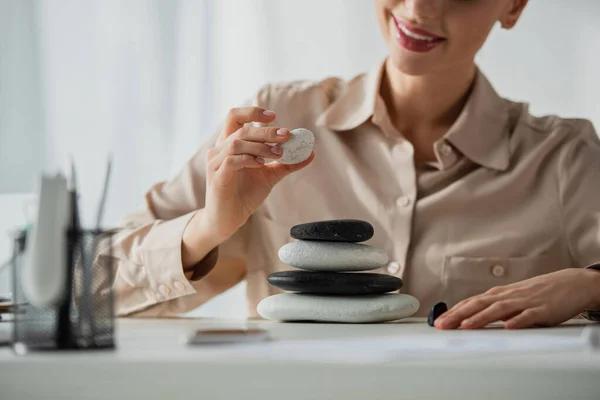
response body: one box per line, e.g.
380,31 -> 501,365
173,281 -> 186,292
396,196 -> 412,208
158,284 -> 171,297
491,264 -> 506,277
387,261 -> 401,274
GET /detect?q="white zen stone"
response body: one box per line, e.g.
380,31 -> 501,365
278,128 -> 315,164
278,241 -> 388,271
257,293 -> 420,323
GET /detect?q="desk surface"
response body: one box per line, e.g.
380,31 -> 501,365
1,317 -> 600,400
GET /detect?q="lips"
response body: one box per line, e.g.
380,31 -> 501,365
391,15 -> 446,53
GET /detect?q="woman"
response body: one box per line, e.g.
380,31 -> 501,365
110,0 -> 600,329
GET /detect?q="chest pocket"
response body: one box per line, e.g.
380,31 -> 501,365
442,254 -> 558,302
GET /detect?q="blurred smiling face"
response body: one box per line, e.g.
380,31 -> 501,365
375,0 -> 523,76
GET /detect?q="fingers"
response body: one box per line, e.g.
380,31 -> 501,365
458,300 -> 523,329
434,295 -> 499,330
435,298 -> 549,330
209,126 -> 291,173
220,107 -> 277,139
207,118 -> 312,186
230,126 -> 290,144
504,308 -> 546,329
209,139 -> 283,172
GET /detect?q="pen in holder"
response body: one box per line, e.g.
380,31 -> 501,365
11,228 -> 116,353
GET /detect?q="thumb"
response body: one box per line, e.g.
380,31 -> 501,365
264,151 -> 315,185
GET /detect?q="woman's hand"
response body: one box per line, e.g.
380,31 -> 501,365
435,268 -> 600,330
182,107 -> 314,268
204,107 -> 313,238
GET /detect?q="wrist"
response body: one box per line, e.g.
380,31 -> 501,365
188,209 -> 225,247
181,209 -> 224,268
582,267 -> 600,310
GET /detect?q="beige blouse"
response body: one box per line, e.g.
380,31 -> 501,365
106,58 -> 600,319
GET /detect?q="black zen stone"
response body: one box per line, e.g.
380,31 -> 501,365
290,219 -> 374,242
428,302 -> 448,327
267,271 -> 402,295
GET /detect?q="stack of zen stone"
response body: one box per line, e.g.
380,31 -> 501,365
257,220 -> 419,323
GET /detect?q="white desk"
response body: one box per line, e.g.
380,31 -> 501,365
1,318 -> 599,400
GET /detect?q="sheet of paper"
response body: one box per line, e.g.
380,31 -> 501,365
214,331 -> 594,364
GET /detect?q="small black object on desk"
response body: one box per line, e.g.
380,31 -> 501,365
428,302 -> 448,327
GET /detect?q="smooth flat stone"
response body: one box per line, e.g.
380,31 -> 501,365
278,128 -> 315,164
290,219 -> 374,242
427,302 -> 448,327
278,241 -> 388,272
257,293 -> 419,323
267,271 -> 402,295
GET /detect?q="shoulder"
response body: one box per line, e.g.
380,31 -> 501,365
519,109 -> 597,144
507,101 -> 599,165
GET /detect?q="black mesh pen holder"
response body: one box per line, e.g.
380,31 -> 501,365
11,229 -> 116,353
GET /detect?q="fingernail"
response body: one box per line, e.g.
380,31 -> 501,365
461,319 -> 472,327
263,110 -> 276,117
255,157 -> 265,164
270,145 -> 283,155
276,128 -> 288,136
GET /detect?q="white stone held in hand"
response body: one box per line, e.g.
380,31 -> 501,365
277,128 -> 315,164
278,241 -> 388,271
257,293 -> 420,323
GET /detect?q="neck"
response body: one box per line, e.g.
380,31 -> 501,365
381,59 -> 477,139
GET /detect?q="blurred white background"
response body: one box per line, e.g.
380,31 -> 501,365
1,0 -> 599,317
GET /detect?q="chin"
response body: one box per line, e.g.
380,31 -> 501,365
387,50 -> 439,77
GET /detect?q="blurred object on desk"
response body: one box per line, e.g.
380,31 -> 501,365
0,301 -> 13,313
0,323 -> 10,346
0,194 -> 36,296
11,228 -> 117,353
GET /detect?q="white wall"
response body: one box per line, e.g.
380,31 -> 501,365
477,1 -> 600,124
0,0 -> 599,314
0,1 -> 45,193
